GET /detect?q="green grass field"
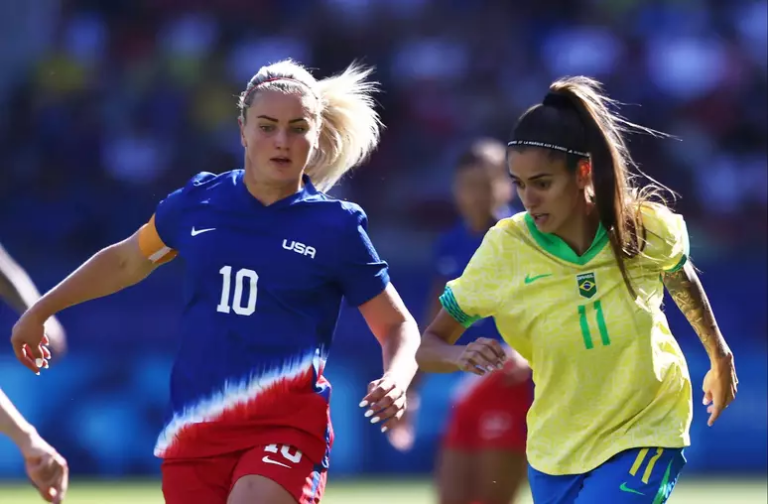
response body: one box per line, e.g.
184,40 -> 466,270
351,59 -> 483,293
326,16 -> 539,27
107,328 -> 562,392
0,478 -> 765,503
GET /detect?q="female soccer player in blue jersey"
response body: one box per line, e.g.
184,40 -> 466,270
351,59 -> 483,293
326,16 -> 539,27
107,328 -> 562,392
10,59 -> 420,504
416,77 -> 739,503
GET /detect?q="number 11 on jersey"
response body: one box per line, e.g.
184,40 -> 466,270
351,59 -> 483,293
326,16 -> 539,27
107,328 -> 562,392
217,265 -> 259,316
578,300 -> 610,349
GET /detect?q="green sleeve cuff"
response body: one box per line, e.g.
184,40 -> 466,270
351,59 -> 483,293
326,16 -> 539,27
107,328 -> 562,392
665,254 -> 688,273
439,286 -> 480,328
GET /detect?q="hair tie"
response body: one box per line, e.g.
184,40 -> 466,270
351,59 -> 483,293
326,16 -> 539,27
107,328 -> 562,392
241,76 -> 317,106
542,92 -> 572,109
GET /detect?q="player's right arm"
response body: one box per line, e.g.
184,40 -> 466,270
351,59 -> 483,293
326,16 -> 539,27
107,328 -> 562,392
11,221 -> 169,373
10,173 -> 208,374
416,227 -> 508,375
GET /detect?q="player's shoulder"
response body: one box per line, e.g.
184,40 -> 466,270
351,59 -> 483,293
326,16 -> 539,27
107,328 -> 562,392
638,201 -> 685,235
637,202 -> 688,252
300,192 -> 371,231
488,211 -> 530,243
162,170 -> 239,209
178,170 -> 239,196
636,201 -> 689,267
457,214 -> 527,269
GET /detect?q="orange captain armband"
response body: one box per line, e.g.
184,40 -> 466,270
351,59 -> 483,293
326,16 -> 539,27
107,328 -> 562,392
138,214 -> 178,265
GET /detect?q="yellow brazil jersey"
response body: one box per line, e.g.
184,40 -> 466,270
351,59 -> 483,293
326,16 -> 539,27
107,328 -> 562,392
440,204 -> 693,475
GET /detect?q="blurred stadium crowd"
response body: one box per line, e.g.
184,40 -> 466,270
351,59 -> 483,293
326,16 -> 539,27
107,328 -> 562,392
0,0 -> 766,261
0,0 -> 765,481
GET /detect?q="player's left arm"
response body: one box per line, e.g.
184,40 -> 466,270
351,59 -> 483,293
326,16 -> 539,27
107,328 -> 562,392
663,261 -> 738,425
0,243 -> 67,354
663,262 -> 731,362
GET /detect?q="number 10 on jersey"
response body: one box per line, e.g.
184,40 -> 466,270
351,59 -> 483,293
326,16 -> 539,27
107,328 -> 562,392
217,265 -> 258,316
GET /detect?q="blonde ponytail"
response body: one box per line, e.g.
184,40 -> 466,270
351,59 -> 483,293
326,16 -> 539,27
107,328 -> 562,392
308,63 -> 383,192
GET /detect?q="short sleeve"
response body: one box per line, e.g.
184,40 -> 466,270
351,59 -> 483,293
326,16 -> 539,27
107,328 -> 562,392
441,226 -> 509,327
154,172 -> 216,249
337,206 -> 390,307
640,204 -> 690,273
138,215 -> 178,264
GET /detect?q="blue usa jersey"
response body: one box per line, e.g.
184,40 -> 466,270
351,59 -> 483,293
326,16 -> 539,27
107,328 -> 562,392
137,170 -> 389,462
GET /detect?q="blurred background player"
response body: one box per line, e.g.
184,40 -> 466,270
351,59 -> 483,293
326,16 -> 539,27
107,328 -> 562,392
417,77 -> 739,504
0,389 -> 68,503
0,243 -> 66,357
387,139 -> 533,504
0,242 -> 69,502
10,59 -> 420,504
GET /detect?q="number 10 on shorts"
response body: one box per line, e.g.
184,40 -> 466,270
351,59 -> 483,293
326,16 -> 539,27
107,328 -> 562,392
577,301 -> 611,349
263,444 -> 303,468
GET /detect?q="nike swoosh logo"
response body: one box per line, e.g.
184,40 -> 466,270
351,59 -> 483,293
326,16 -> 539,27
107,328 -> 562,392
619,482 -> 644,495
524,273 -> 552,284
191,227 -> 215,236
262,455 -> 291,468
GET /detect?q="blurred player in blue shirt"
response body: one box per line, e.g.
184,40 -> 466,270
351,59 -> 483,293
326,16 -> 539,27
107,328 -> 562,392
11,59 -> 420,504
387,139 -> 532,504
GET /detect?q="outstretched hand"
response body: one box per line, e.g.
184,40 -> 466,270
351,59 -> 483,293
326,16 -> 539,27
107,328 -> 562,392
359,375 -> 407,433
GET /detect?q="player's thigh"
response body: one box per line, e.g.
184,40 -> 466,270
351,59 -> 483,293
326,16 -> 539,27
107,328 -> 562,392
435,447 -> 478,504
228,475 -> 297,504
162,455 -> 236,504
229,443 -> 327,504
527,464 -> 584,504
575,447 -> 686,504
476,449 -> 528,504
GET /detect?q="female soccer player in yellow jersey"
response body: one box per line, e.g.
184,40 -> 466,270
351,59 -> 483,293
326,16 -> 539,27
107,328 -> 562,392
416,76 -> 739,504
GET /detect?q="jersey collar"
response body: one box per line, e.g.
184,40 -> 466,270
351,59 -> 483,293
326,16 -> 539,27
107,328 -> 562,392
237,170 -> 319,208
524,212 -> 609,265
